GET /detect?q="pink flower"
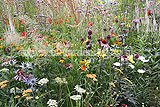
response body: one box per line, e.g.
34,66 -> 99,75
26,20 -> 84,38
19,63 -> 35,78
121,104 -> 126,107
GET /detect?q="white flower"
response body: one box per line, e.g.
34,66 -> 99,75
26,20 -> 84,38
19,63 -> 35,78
0,68 -> 9,72
138,56 -> 149,63
70,95 -> 81,101
128,64 -> 135,69
74,85 -> 86,94
10,87 -> 21,94
113,62 -> 121,66
35,96 -> 39,99
55,77 -> 67,85
137,69 -> 145,73
47,99 -> 58,107
38,78 -> 49,85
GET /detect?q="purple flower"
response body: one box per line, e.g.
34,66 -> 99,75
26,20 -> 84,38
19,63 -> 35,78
86,40 -> 91,45
86,45 -> 92,50
115,18 -> 118,23
88,30 -> 92,35
123,29 -> 127,34
134,54 -> 140,59
107,35 -> 111,40
6,47 -> 10,52
103,28 -> 107,31
87,35 -> 92,39
80,37 -> 84,42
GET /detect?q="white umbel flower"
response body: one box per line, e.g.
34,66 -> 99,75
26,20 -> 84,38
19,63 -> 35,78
0,68 -> 9,72
138,56 -> 149,63
70,95 -> 81,101
38,78 -> 49,85
47,99 -> 58,107
74,85 -> 86,94
137,69 -> 145,73
113,62 -> 121,66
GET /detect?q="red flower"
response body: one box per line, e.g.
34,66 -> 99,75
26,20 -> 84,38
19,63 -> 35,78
20,19 -> 24,24
147,10 -> 151,16
20,32 -> 26,37
48,18 -> 52,23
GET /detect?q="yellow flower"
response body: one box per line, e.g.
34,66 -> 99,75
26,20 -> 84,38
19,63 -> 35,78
0,45 -> 3,48
113,49 -> 119,54
26,96 -> 33,100
124,78 -> 133,85
114,68 -> 123,74
56,52 -> 63,55
97,50 -> 106,58
14,95 -> 21,98
110,82 -> 116,87
93,78 -> 98,82
128,55 -> 135,63
39,54 -> 44,57
59,59 -> 65,63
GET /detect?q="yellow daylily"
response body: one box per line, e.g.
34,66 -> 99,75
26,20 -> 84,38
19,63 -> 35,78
128,55 -> 135,63
97,50 -> 106,58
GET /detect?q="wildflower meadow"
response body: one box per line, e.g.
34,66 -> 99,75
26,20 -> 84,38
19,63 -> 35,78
0,0 -> 160,107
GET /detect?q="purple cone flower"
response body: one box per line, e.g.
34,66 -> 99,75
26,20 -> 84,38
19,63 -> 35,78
134,54 -> 140,59
88,30 -> 92,35
87,35 -> 92,39
6,47 -> 10,52
80,37 -> 84,42
86,40 -> 91,45
107,35 -> 111,40
115,18 -> 118,23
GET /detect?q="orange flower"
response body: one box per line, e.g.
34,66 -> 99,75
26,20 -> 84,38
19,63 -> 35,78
0,80 -> 9,86
26,96 -> 33,100
0,37 -> 3,40
14,95 -> 21,98
16,47 -> 20,50
0,45 -> 3,48
39,54 -> 44,57
22,93 -> 30,97
64,54 -> 70,58
80,60 -> 85,64
81,65 -> 86,70
40,94 -> 44,97
59,59 -> 65,63
110,82 -> 116,87
1,84 -> 7,88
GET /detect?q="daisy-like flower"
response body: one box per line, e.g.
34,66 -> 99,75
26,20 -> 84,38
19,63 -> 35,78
121,55 -> 129,61
70,95 -> 81,101
47,99 -> 58,107
27,76 -> 37,86
74,85 -> 86,94
100,39 -> 110,48
137,69 -> 145,73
